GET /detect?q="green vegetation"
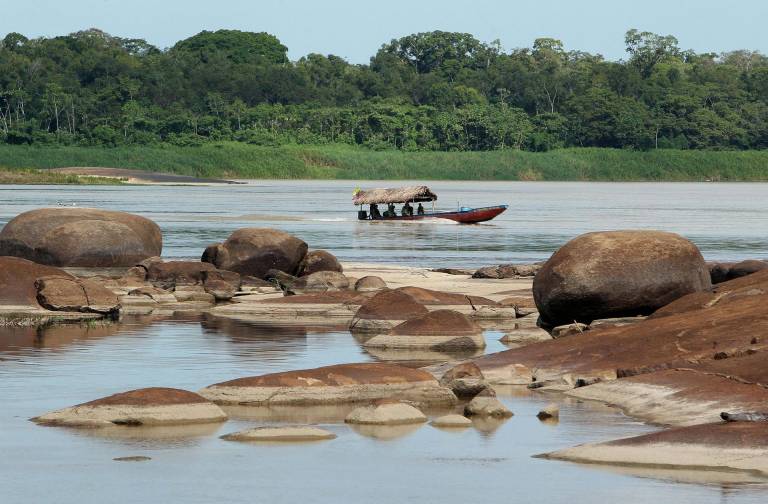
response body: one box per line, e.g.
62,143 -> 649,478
0,164 -> 123,184
1,28 -> 768,156
2,143 -> 767,181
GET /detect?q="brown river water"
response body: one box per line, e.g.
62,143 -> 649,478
2,181 -> 768,503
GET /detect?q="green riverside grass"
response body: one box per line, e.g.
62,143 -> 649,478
1,143 -> 768,182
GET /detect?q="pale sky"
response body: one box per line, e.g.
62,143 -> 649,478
2,0 -> 767,62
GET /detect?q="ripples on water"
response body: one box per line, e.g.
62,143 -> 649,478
2,181 -> 767,266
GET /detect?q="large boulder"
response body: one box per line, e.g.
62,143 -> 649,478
533,231 -> 711,327
0,208 -> 162,267
31,387 -> 227,427
297,250 -> 343,276
202,228 -> 308,279
198,362 -> 456,406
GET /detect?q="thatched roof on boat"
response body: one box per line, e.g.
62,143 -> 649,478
353,186 -> 437,205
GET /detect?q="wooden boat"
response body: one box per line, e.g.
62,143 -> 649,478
353,186 -> 507,224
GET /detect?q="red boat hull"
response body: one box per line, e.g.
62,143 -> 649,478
363,205 -> 508,224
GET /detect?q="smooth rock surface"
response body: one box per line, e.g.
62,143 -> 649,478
297,250 -> 342,276
199,362 -> 457,406
364,310 -> 485,350
464,394 -> 513,418
32,387 -> 227,427
533,230 -> 711,327
430,414 -> 473,428
0,208 -> 162,267
221,426 -> 336,442
349,289 -> 428,333
35,276 -> 120,314
344,400 -> 427,425
0,256 -> 73,309
354,276 -> 387,292
542,422 -> 768,478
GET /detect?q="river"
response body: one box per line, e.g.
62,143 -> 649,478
1,181 -> 766,267
1,181 -> 767,503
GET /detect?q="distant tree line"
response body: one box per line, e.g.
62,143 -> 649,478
1,28 -> 768,151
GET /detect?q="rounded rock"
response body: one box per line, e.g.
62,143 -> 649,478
0,208 -> 162,267
534,230 -> 711,327
464,395 -> 513,418
354,276 -> 387,292
202,228 -> 308,279
31,387 -> 228,427
344,400 -> 427,425
221,426 -> 336,442
297,250 -> 343,276
430,414 -> 473,428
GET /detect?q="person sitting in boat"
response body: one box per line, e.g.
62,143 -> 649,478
402,202 -> 413,216
385,203 -> 396,217
417,203 -> 425,215
370,204 -> 381,219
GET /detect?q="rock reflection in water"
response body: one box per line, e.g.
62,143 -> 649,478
66,422 -> 226,449
349,422 -> 424,441
0,315 -> 161,356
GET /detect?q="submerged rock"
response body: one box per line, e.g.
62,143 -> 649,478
113,456 -> 152,462
0,208 -> 162,267
198,362 -> 457,406
344,400 -> 427,425
221,426 -> 336,442
537,404 -> 560,420
31,387 -> 227,427
534,230 -> 711,327
202,228 -> 308,279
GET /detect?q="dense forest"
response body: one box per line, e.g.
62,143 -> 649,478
1,28 -> 768,152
